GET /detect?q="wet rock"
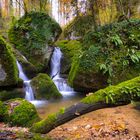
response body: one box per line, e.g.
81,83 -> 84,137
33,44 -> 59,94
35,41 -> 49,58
9,12 -> 62,72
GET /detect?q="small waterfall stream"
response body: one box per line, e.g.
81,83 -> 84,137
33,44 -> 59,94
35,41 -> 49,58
16,61 -> 34,101
16,48 -> 83,116
50,47 -> 75,97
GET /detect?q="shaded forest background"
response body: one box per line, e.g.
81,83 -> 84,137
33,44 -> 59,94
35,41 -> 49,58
0,0 -> 140,37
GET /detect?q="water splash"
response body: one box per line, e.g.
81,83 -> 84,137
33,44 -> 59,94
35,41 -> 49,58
16,61 -> 34,101
50,47 -> 75,97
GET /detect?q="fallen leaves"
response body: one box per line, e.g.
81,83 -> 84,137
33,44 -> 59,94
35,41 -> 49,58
0,123 -> 29,140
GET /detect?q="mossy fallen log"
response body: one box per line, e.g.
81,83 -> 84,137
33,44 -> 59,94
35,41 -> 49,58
31,76 -> 140,134
30,102 -> 111,134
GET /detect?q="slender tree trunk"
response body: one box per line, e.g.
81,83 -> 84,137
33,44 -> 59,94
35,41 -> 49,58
89,0 -> 97,30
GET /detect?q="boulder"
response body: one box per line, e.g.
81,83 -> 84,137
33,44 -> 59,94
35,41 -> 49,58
31,73 -> 62,100
0,36 -> 18,86
8,11 -> 62,72
5,99 -> 40,127
68,19 -> 140,92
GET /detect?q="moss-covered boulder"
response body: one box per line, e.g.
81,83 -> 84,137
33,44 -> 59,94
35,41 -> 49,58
6,99 -> 39,127
9,11 -> 62,72
56,40 -> 82,74
69,19 -> 140,92
0,101 -> 8,122
31,73 -> 62,100
0,36 -> 18,86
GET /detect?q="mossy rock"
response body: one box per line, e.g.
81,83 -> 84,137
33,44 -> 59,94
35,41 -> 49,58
6,98 -> 40,127
12,48 -> 37,78
0,36 -> 18,86
0,88 -> 25,101
31,73 -> 62,100
0,101 -> 8,122
82,75 -> 140,105
8,11 -> 62,72
55,40 -> 82,74
69,19 -> 140,92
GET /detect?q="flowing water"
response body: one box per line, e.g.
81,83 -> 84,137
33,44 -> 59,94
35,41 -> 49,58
16,61 -> 34,101
50,47 -> 75,97
16,48 -> 84,118
37,47 -> 84,118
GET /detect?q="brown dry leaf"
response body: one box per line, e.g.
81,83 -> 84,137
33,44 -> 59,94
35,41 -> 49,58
117,123 -> 126,131
75,133 -> 80,139
93,124 -> 101,131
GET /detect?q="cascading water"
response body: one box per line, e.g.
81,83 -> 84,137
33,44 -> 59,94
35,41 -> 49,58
16,61 -> 34,101
50,47 -> 75,97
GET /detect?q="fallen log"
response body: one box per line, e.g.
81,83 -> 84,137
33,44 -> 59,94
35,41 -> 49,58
30,102 -> 114,134
31,76 -> 140,134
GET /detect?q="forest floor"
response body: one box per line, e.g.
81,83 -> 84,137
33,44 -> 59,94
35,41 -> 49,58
47,103 -> 140,140
0,103 -> 140,140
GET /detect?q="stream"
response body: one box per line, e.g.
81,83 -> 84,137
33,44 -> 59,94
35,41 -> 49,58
17,47 -> 84,118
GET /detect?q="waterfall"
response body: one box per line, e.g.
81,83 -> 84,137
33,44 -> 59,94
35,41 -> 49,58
16,61 -> 34,101
50,47 -> 75,96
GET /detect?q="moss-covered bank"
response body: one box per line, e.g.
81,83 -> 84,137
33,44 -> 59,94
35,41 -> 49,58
31,73 -> 62,100
9,11 -> 62,72
0,36 -> 18,86
82,76 -> 140,104
69,19 -> 140,91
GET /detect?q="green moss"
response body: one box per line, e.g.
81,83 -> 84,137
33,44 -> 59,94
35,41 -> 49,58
7,99 -> 40,127
30,107 -> 66,133
0,101 -> 8,121
8,11 -> 62,71
56,40 -> 82,60
31,73 -> 62,100
68,19 -> 140,91
82,76 -> 140,105
30,114 -> 57,133
68,54 -> 81,87
0,36 -> 18,86
56,40 -> 83,74
0,89 -> 24,101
